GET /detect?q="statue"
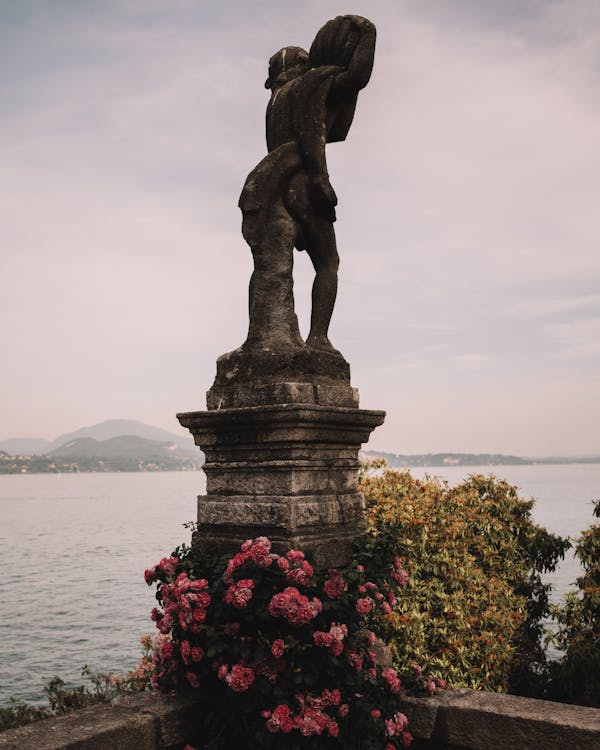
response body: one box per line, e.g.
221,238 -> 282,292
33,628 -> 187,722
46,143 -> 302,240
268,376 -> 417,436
239,15 -> 376,355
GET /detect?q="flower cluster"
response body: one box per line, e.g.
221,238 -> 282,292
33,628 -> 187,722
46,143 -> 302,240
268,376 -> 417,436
263,689 -> 343,737
324,568 -> 349,599
150,572 -> 211,635
144,536 -> 445,749
280,549 -> 314,586
144,556 -> 179,585
382,667 -> 402,694
313,622 -> 348,656
384,711 -> 412,747
218,663 -> 255,693
268,586 -> 322,626
224,578 -> 254,609
224,536 -> 275,583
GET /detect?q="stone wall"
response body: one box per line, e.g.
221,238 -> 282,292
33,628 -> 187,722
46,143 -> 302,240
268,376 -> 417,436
1,689 -> 599,749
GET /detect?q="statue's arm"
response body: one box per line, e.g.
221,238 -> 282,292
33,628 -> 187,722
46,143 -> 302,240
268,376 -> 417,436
327,16 -> 376,97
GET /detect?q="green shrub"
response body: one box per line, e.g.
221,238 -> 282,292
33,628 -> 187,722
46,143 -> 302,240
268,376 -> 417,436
0,640 -> 153,731
359,465 -> 569,694
547,499 -> 600,707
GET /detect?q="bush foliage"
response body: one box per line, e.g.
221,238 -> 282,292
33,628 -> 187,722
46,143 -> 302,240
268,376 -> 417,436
0,653 -> 152,732
547,499 -> 600,707
359,464 -> 569,694
144,536 -> 443,750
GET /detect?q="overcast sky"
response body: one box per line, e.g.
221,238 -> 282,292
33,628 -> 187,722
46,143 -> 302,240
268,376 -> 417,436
1,0 -> 599,456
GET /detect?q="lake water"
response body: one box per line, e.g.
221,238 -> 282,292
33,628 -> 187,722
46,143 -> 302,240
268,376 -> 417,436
1,465 -> 598,706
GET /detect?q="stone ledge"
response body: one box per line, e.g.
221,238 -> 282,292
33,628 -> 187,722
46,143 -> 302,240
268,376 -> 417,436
0,703 -> 158,750
399,688 -> 600,750
1,688 -> 599,749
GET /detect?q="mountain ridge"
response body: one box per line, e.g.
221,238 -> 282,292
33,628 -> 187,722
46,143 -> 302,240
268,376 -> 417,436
0,419 -> 194,455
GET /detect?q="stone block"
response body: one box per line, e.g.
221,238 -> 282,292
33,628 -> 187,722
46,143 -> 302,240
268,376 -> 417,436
397,690 -> 469,741
0,704 -> 157,750
197,495 -> 294,528
136,694 -> 203,748
178,403 -> 384,567
205,464 -> 357,496
437,689 -> 600,750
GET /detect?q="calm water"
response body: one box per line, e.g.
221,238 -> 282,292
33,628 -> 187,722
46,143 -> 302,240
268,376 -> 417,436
1,465 -> 598,706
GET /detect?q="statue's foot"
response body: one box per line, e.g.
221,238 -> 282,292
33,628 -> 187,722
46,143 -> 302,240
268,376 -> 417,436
306,334 -> 341,356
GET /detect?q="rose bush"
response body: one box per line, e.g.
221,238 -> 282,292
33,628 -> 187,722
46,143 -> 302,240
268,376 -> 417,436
145,536 -> 444,749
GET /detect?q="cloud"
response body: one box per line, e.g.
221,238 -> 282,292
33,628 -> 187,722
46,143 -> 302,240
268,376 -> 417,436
546,317 -> 600,360
508,295 -> 600,319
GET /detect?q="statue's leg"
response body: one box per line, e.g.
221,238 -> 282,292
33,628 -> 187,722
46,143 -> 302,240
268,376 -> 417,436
304,219 -> 339,351
242,201 -> 304,350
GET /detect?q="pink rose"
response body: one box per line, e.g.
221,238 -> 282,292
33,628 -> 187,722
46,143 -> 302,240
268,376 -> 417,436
226,663 -> 255,693
271,639 -> 285,658
356,597 -> 375,615
158,556 -> 179,577
180,640 -> 191,664
313,631 -> 333,648
144,567 -> 157,585
323,570 -> 348,599
185,671 -> 200,688
382,667 -> 401,694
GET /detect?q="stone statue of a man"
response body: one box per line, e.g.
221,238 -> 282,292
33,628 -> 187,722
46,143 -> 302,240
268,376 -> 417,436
239,15 -> 376,355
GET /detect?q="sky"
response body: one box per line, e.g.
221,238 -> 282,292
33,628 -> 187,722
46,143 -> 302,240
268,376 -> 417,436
1,0 -> 599,456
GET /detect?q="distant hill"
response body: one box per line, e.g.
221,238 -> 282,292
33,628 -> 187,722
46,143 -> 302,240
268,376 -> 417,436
0,419 -> 195,456
0,419 -> 204,473
49,435 -> 181,460
45,419 -> 195,454
0,433 -> 203,474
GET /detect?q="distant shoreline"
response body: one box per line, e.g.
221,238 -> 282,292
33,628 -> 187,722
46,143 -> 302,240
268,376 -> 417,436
361,450 -> 600,468
3,458 -> 600,476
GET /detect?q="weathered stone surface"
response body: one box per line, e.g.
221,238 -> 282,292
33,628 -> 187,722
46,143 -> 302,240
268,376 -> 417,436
205,464 -> 357,496
2,688 -> 599,750
197,493 -> 364,530
178,403 -> 384,567
0,704 -> 157,750
236,15 -> 376,357
398,690 -> 470,741
179,404 -> 385,448
437,689 -> 600,750
136,694 -> 202,749
207,379 -> 359,410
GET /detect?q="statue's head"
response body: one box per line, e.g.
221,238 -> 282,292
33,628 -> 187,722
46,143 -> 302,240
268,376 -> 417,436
265,46 -> 309,90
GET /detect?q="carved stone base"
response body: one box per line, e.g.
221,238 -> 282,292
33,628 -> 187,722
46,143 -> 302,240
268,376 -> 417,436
207,346 -> 358,409
177,404 -> 385,568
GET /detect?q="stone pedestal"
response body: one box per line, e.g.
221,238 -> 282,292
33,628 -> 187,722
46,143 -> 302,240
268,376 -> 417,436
178,343 -> 384,567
